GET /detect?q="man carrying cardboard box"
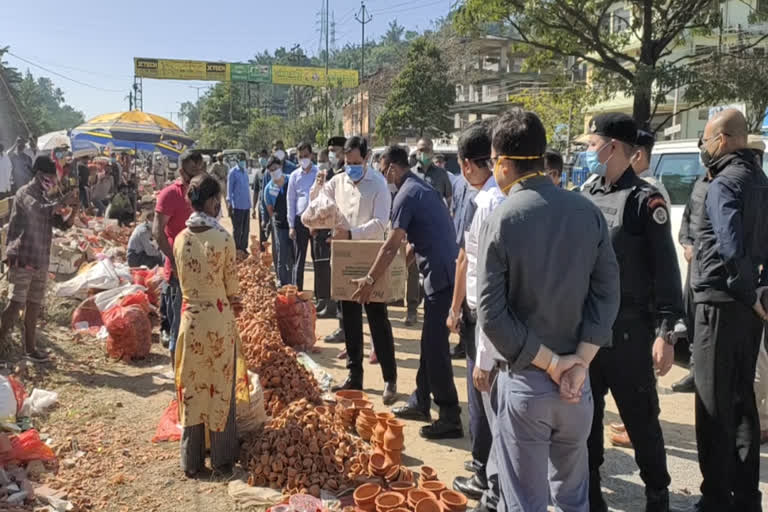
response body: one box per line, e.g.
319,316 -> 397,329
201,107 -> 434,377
353,145 -> 463,440
312,136 -> 398,405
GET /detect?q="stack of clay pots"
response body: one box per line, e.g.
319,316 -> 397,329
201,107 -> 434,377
354,483 -> 382,512
440,490 -> 469,512
372,412 -> 394,452
382,419 -> 406,468
384,465 -> 414,485
369,453 -> 389,478
356,408 -> 378,441
336,390 -> 369,430
375,491 -> 406,512
419,466 -> 438,482
407,488 -> 438,512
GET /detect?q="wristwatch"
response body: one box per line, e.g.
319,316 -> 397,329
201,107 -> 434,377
365,274 -> 375,286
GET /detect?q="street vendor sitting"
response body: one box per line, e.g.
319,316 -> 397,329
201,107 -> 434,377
106,183 -> 136,226
0,155 -> 79,362
127,211 -> 164,268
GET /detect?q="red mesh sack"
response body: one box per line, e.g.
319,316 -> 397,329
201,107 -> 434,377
103,305 -> 152,361
274,294 -> 317,351
131,269 -> 151,286
71,297 -> 103,330
7,376 -> 25,416
145,274 -> 165,306
118,291 -> 151,313
151,400 -> 182,443
0,429 -> 56,464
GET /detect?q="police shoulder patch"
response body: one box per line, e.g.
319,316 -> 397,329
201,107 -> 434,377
652,205 -> 669,225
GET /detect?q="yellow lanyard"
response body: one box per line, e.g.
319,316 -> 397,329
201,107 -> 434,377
501,172 -> 545,195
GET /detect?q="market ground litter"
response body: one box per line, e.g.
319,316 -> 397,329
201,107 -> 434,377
0,216 -> 767,511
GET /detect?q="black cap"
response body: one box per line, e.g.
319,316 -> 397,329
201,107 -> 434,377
588,113 -> 638,145
327,136 -> 346,148
636,129 -> 655,148
33,155 -> 57,175
179,149 -> 202,166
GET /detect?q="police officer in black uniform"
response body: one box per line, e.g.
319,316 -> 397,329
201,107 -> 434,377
582,113 -> 683,512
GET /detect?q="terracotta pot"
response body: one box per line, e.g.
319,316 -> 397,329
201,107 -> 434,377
407,489 -> 437,509
374,412 -> 395,445
383,449 -> 401,468
370,453 -> 388,474
354,483 -> 382,512
420,481 -> 446,494
420,465 -> 437,482
375,491 -> 406,512
389,508 -> 410,512
414,498 -> 442,512
397,467 -> 414,483
389,481 -> 416,499
440,490 -> 468,512
384,465 -> 401,483
354,399 -> 373,410
336,390 -> 367,401
383,419 -> 405,451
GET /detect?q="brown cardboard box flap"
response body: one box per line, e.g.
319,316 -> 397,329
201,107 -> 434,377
331,240 -> 406,303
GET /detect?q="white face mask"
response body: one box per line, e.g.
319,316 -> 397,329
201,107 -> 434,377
328,152 -> 337,165
300,158 -> 312,170
275,149 -> 286,161
270,169 -> 283,181
318,162 -> 329,171
388,183 -> 398,194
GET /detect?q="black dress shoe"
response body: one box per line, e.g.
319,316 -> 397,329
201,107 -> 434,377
646,488 -> 669,512
317,302 -> 337,319
392,404 -> 431,422
467,505 -> 494,512
452,475 -> 487,500
420,419 -> 463,440
331,376 -> 362,392
383,381 -> 398,406
451,343 -> 467,360
404,312 -> 418,326
324,328 -> 346,344
671,373 -> 695,393
464,460 -> 479,474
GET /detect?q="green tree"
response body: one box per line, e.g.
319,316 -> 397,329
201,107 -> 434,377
376,38 -> 455,141
454,0 -> 768,128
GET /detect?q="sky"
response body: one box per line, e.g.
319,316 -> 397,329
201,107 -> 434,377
3,0 -> 452,127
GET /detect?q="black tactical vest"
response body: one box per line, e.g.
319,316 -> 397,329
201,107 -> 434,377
583,186 -> 653,315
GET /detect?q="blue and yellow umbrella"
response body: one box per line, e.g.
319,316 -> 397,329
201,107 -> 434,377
74,111 -> 195,146
71,129 -> 185,159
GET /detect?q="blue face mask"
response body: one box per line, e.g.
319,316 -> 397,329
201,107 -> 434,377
345,164 -> 365,182
259,157 -> 268,168
239,160 -> 247,169
585,143 -> 611,177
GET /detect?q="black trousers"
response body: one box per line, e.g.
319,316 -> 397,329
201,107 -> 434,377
410,287 -> 460,416
126,250 -> 163,269
341,300 -> 396,383
292,216 -> 311,291
313,230 -> 332,301
463,307 -> 491,476
588,319 -> 670,492
232,209 -> 250,252
694,302 -> 763,510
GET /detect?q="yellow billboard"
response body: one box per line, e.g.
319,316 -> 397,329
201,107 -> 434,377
271,65 -> 359,88
134,58 -> 230,81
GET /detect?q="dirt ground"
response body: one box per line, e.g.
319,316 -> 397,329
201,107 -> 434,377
5,216 -> 768,511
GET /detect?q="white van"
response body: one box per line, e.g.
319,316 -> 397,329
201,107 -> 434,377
651,137 -> 768,279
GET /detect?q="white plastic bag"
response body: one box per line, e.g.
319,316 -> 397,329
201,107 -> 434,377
300,194 -> 344,230
0,377 -> 17,428
93,284 -> 147,312
236,371 -> 267,436
20,389 -> 59,417
55,259 -> 121,298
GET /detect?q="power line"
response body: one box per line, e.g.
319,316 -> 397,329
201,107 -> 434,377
370,0 -> 446,16
0,71 -> 31,135
7,52 -> 124,93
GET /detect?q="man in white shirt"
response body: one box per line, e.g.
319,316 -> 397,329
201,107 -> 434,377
314,136 -> 398,405
0,144 -> 12,198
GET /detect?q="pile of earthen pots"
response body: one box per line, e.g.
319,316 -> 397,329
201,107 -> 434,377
335,390 -> 373,430
351,466 -> 468,512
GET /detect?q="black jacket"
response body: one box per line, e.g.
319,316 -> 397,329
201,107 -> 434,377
678,175 -> 709,247
691,150 -> 768,306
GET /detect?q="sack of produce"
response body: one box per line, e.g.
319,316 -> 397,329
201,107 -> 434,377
236,371 -> 267,436
103,304 -> 152,361
300,193 -> 344,230
71,297 -> 103,330
274,287 -> 317,351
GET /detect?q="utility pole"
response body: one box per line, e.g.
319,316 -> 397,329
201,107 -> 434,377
325,0 -> 330,136
355,1 -> 372,136
127,91 -> 133,111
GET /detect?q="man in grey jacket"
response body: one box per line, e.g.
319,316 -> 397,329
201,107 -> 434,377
477,108 -> 620,511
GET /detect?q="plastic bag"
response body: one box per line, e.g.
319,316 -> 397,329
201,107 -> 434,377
274,293 -> 317,351
151,400 -> 182,443
0,377 -> 18,427
20,389 -> 59,417
300,194 -> 344,230
54,259 -> 121,298
236,371 -> 267,436
71,297 -> 103,330
0,429 -> 56,464
93,284 -> 147,312
103,305 -> 152,361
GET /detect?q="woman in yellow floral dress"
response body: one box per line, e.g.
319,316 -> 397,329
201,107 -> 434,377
173,174 -> 248,477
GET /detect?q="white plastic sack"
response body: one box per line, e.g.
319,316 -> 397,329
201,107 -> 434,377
236,371 -> 267,436
0,377 -> 17,427
92,284 -> 147,312
300,194 -> 344,230
55,259 -> 121,298
20,389 -> 59,417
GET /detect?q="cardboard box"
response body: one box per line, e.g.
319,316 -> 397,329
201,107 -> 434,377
331,240 -> 406,303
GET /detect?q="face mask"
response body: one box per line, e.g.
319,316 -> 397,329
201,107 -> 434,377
111,157 -> 117,163
585,143 -> 612,177
300,158 -> 312,170
419,152 -> 431,167
40,175 -> 56,192
54,151 -> 63,160
270,169 -> 283,181
239,160 -> 247,169
345,164 -> 365,182
318,162 -> 329,171
275,149 -> 286,161
388,183 -> 398,194
328,152 -> 337,165
699,135 -> 722,168
259,157 -> 268,167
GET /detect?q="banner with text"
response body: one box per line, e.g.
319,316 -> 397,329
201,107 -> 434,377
271,65 -> 359,88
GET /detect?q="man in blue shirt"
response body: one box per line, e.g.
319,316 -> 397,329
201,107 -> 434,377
227,158 -> 252,253
287,141 -> 318,291
353,145 -> 462,440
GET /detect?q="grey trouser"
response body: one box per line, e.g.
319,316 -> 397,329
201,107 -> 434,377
481,366 -> 501,511
496,369 -> 593,512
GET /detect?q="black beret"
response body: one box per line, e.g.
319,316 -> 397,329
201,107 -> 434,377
327,136 -> 347,148
588,113 -> 638,145
33,155 -> 57,175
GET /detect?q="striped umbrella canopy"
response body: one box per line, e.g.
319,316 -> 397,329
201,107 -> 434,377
74,111 -> 195,146
70,129 -> 185,159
